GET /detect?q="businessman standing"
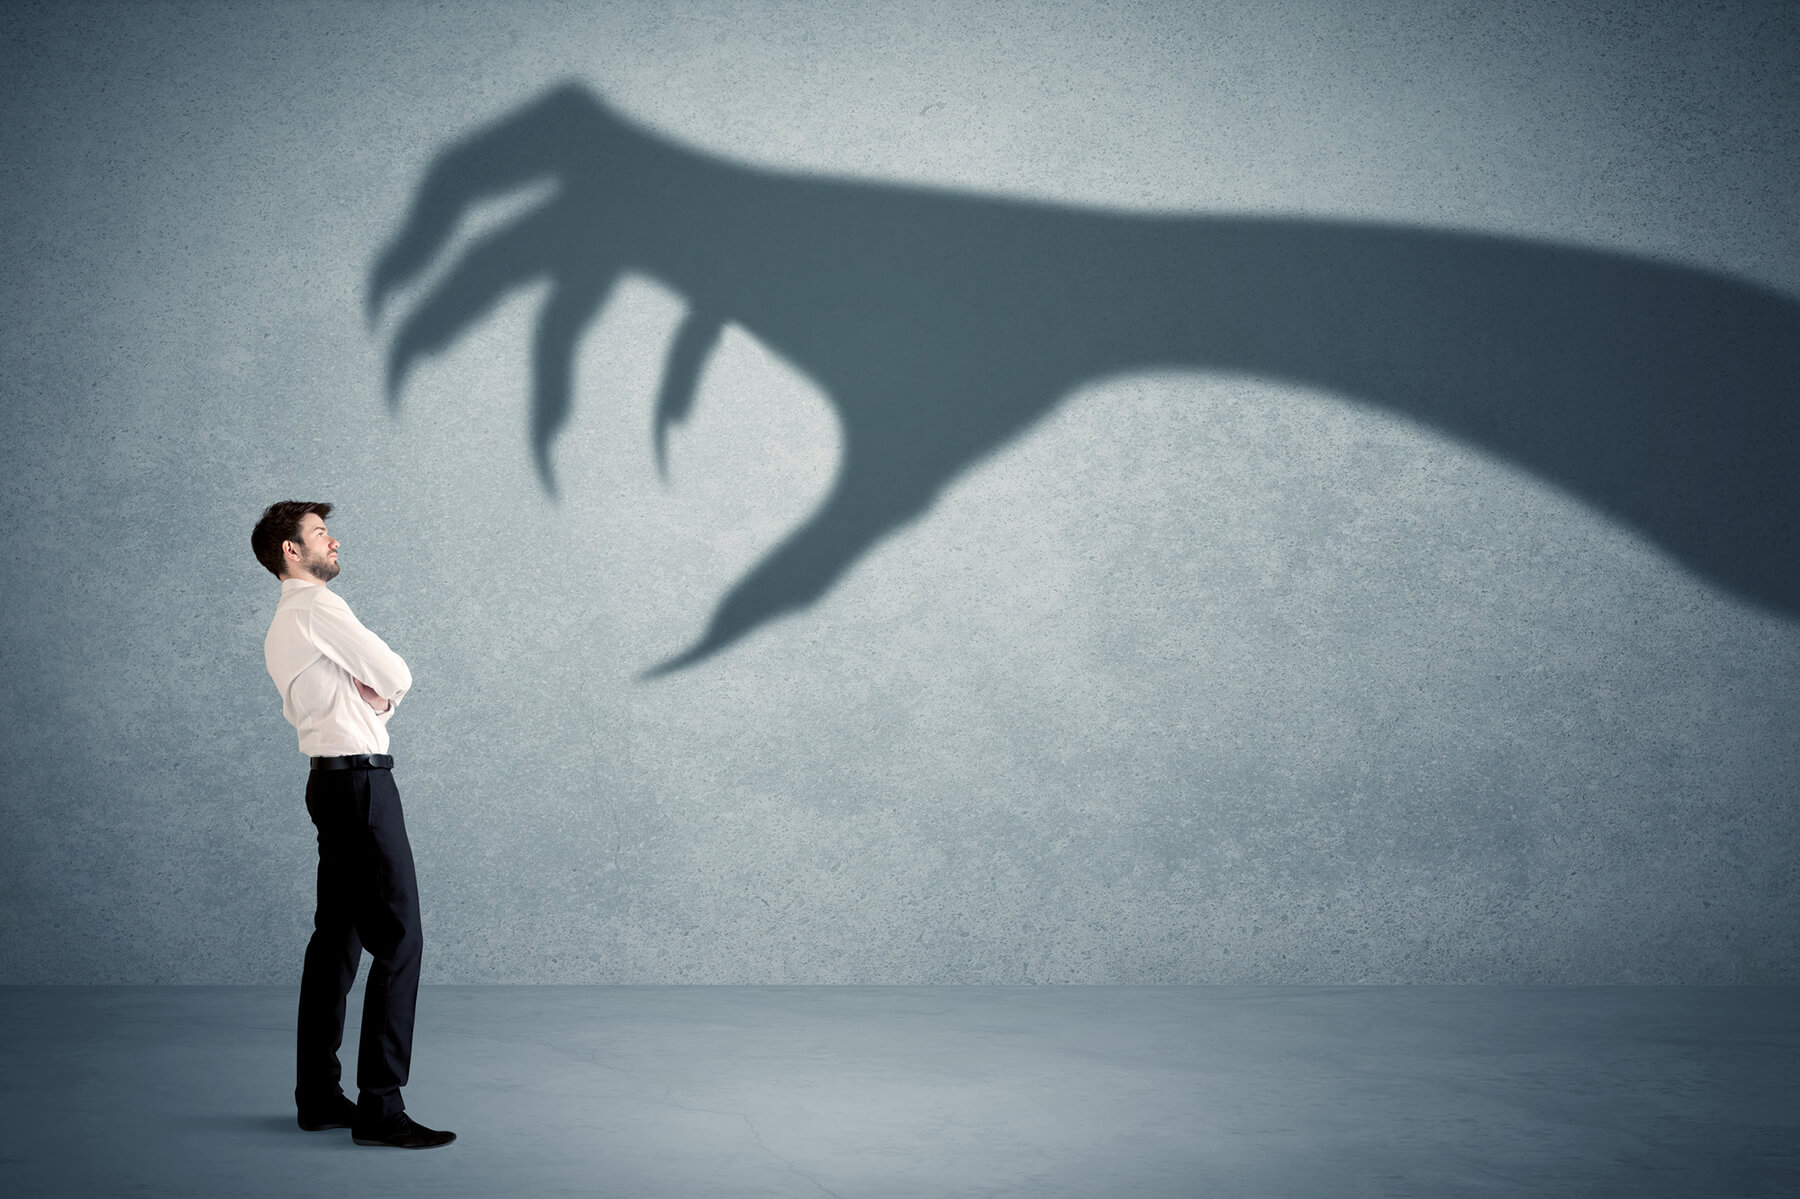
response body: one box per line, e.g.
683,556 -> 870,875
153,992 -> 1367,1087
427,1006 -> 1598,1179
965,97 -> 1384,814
253,500 -> 454,1150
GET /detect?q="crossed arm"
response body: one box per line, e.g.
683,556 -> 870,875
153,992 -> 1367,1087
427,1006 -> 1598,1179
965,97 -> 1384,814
354,678 -> 393,714
305,589 -> 413,720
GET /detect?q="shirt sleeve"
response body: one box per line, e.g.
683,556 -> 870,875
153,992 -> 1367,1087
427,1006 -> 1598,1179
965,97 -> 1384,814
304,591 -> 413,709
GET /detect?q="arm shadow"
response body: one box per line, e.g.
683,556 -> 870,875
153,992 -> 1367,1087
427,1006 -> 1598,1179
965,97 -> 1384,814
371,84 -> 1800,674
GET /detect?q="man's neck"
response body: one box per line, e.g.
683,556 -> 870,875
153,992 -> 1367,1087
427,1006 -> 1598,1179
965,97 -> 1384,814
282,573 -> 328,588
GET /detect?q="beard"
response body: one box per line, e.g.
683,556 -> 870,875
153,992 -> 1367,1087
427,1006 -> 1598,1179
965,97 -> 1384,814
301,549 -> 340,582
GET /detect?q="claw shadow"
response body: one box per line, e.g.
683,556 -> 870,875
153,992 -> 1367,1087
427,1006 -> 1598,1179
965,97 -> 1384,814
371,84 -> 1800,675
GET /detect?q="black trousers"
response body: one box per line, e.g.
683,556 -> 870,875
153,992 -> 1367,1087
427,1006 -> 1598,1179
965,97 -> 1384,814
295,764 -> 423,1120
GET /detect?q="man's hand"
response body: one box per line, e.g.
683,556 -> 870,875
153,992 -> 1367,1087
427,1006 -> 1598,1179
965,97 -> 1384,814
353,678 -> 392,714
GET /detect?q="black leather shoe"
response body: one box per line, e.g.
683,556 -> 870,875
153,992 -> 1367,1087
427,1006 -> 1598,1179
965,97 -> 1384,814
352,1112 -> 456,1149
296,1093 -> 361,1131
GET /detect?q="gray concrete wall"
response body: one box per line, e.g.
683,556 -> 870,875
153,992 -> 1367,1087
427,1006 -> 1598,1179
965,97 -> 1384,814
2,0 -> 1796,984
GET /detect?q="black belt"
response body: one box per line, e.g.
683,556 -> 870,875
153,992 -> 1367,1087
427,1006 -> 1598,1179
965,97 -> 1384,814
310,754 -> 394,771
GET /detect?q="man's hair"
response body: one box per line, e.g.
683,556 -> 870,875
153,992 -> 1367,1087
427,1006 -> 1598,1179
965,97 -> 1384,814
251,500 -> 333,579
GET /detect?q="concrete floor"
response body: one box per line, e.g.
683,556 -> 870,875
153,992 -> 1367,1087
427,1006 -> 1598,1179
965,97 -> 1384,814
0,986 -> 1794,1198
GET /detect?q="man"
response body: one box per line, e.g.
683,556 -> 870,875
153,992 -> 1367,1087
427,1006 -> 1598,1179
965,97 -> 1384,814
252,500 -> 454,1150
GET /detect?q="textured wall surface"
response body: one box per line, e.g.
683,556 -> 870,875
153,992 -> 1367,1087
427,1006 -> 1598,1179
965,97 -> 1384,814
2,0 -> 1796,983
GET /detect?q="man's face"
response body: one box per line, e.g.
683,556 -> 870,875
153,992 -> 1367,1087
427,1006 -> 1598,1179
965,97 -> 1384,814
286,513 -> 340,582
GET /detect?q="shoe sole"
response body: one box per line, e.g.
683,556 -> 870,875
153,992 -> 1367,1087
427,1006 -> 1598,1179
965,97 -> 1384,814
352,1133 -> 457,1149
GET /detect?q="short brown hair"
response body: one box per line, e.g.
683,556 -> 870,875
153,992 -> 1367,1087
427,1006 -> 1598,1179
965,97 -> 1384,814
251,501 -> 332,579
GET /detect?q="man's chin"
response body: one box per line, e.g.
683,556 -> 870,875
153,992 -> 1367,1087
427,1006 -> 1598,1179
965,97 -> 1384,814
307,562 -> 340,582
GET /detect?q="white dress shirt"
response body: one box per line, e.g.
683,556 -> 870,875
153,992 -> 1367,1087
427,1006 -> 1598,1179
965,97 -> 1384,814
265,578 -> 413,757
